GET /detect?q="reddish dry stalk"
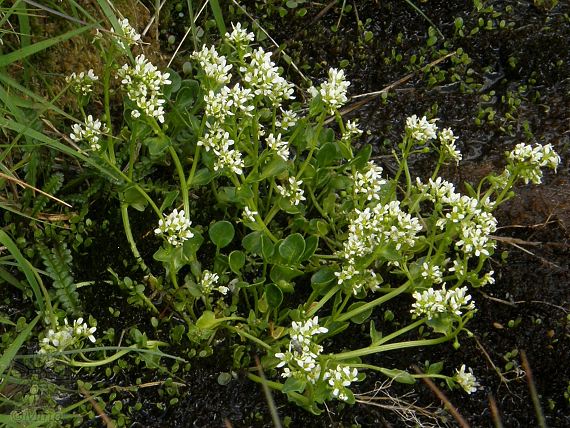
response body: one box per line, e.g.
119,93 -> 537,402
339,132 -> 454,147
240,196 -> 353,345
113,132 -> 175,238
412,365 -> 470,428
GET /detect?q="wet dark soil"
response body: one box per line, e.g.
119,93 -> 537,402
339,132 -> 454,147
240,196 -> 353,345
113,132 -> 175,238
4,1 -> 569,427
144,1 -> 570,426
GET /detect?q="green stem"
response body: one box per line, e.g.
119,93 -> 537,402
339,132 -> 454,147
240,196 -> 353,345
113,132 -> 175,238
246,373 -> 311,407
187,145 -> 201,187
168,146 -> 190,216
374,318 -> 426,346
225,325 -> 272,351
120,203 -> 150,273
306,285 -> 340,318
336,280 -> 411,322
334,324 -> 462,361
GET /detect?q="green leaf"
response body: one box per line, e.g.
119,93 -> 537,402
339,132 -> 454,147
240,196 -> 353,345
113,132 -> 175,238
123,187 -> 148,211
228,251 -> 245,274
258,157 -> 287,181
270,265 -> 303,283
301,236 -> 318,261
379,368 -> 416,384
427,361 -> 444,375
145,135 -> 171,157
346,302 -> 373,324
242,231 -> 263,255
209,221 -> 235,248
278,234 -> 305,264
182,232 -> 204,259
282,376 -> 306,394
311,268 -> 336,287
265,284 -> 283,309
196,311 -> 217,330
0,25 -> 92,68
159,191 -> 179,212
350,144 -> 373,170
261,235 -> 275,262
427,314 -> 454,335
190,168 -> 214,186
369,320 -> 383,345
175,80 -> 200,109
316,141 -> 340,167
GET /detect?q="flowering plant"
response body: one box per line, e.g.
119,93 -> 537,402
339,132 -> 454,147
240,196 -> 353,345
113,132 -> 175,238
59,20 -> 559,412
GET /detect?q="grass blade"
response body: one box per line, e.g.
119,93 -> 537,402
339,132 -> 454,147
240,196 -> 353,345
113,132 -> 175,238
0,231 -> 44,312
0,314 -> 40,377
0,25 -> 92,68
209,0 -> 226,36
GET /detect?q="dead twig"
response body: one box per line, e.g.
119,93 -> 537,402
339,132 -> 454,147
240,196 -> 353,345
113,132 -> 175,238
412,365 -> 470,428
520,350 -> 546,428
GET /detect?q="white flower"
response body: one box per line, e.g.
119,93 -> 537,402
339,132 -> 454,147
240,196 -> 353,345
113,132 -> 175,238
191,45 -> 233,85
352,161 -> 387,201
455,365 -> 479,394
66,69 -> 98,95
506,143 -> 561,184
242,206 -> 258,223
200,270 -> 220,294
411,285 -> 476,319
110,18 -> 142,50
69,115 -> 109,151
154,209 -> 194,247
266,133 -> 289,161
276,177 -> 306,206
240,47 -> 295,106
117,55 -> 171,123
439,128 -> 462,164
38,317 -> 97,354
421,262 -> 443,284
342,120 -> 363,142
335,264 -> 359,286
316,68 -> 350,114
406,115 -> 438,142
324,366 -> 359,401
225,22 -> 255,45
276,109 -> 298,130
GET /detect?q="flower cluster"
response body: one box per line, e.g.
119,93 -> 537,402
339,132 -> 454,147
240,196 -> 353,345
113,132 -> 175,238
323,366 -> 359,401
312,68 -> 350,114
69,115 -> 109,151
342,120 -> 363,143
225,22 -> 255,46
200,270 -> 229,295
39,317 -> 96,354
117,54 -> 171,123
506,143 -> 561,184
266,133 -> 289,161
275,317 -> 328,384
405,115 -> 438,143
416,177 -> 498,258
340,201 -> 422,264
65,69 -> 98,95
197,128 -> 244,175
352,161 -> 387,201
240,47 -> 295,105
276,177 -> 306,206
411,285 -> 475,320
455,364 -> 479,394
276,109 -> 298,131
438,128 -> 462,164
112,18 -> 142,49
191,45 -> 233,86
154,209 -> 194,247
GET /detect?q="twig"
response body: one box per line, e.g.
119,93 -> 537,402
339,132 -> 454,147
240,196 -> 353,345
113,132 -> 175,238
255,356 -> 282,428
412,365 -> 470,428
488,394 -> 504,428
520,350 -> 546,428
79,385 -> 116,428
472,335 -> 511,389
325,51 -> 456,124
0,172 -> 72,208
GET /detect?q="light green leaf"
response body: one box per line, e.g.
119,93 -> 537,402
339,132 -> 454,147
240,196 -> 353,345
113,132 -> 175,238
209,221 -> 235,248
